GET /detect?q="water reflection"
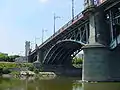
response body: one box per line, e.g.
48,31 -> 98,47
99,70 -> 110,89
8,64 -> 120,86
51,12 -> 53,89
83,82 -> 120,90
24,77 -> 82,90
0,77 -> 120,90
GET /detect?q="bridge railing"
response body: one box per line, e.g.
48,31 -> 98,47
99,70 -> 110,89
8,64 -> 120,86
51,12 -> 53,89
94,0 -> 107,6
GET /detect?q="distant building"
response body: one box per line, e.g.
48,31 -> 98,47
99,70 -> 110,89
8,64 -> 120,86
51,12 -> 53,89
25,41 -> 31,62
15,56 -> 27,63
25,41 -> 30,56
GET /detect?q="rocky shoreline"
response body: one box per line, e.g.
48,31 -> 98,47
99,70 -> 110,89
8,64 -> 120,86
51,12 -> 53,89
2,71 -> 57,80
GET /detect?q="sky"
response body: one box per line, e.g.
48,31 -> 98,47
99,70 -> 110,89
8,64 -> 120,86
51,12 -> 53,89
0,0 -> 84,56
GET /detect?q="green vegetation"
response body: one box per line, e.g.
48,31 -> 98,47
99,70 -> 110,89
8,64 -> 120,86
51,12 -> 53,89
0,53 -> 20,62
0,62 -> 32,75
28,65 -> 43,74
10,71 -> 20,76
72,57 -> 83,64
72,57 -> 83,68
0,62 -> 32,69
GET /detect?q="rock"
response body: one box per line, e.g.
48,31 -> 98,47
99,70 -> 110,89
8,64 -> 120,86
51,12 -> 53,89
2,74 -> 12,78
20,71 -> 35,76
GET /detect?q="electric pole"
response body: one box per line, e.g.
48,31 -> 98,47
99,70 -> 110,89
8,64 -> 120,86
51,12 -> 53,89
72,0 -> 74,19
53,13 -> 60,34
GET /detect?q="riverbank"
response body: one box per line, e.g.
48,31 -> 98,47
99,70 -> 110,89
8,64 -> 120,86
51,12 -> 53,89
2,71 -> 57,81
0,62 -> 32,72
0,62 -> 56,79
0,62 -> 82,79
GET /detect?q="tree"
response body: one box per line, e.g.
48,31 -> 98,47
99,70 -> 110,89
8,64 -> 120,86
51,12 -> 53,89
0,53 -> 20,62
8,55 -> 20,62
0,53 -> 8,61
72,57 -> 83,64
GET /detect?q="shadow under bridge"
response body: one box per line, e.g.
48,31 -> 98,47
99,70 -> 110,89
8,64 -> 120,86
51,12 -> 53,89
43,40 -> 85,67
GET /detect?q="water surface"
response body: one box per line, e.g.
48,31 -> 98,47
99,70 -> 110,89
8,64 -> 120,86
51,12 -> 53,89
0,77 -> 120,90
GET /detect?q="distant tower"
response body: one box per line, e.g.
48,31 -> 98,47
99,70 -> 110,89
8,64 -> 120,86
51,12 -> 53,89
25,41 -> 30,62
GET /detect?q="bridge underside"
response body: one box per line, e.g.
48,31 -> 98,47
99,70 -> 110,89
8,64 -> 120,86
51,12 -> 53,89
43,40 -> 85,66
40,40 -> 84,76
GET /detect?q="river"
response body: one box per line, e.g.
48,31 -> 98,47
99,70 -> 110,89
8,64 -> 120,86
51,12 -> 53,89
0,77 -> 120,90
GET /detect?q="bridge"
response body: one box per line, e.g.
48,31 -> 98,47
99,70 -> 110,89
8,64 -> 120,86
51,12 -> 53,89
28,0 -> 120,81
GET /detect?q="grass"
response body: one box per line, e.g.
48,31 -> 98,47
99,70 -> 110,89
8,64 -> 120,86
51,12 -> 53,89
0,62 -> 33,77
0,62 -> 32,69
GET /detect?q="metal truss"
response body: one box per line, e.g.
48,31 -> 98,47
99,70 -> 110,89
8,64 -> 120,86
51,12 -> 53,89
105,5 -> 120,49
62,23 -> 89,44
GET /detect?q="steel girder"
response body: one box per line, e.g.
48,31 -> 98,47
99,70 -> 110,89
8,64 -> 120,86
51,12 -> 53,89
43,40 -> 85,65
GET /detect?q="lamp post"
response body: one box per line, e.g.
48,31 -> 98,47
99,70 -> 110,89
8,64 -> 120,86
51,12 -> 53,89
54,13 -> 60,34
72,0 -> 74,19
42,29 -> 47,43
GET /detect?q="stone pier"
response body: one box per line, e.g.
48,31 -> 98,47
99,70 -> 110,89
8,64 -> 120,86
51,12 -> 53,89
82,0 -> 120,82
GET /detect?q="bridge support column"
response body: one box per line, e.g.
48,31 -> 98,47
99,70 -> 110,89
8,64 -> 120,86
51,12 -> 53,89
108,48 -> 120,81
83,46 -> 120,82
39,50 -> 44,63
82,12 -> 110,81
82,0 -> 111,81
82,1 -> 120,81
82,45 -> 110,82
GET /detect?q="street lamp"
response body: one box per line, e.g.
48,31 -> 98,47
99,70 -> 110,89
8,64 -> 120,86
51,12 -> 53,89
72,0 -> 74,19
42,29 -> 47,43
54,13 -> 60,34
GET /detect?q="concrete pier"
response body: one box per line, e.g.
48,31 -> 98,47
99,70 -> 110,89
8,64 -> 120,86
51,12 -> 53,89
82,0 -> 120,82
83,44 -> 120,82
108,47 -> 120,81
82,44 -> 110,81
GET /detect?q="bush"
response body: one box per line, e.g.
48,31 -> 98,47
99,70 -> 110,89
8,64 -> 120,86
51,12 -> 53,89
2,68 -> 11,74
28,65 -> 34,71
0,62 -> 33,75
34,69 -> 39,74
0,68 -> 3,75
72,57 -> 83,64
10,71 -> 19,76
0,53 -> 20,62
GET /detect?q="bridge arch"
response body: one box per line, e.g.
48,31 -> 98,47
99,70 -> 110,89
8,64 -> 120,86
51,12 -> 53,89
43,40 -> 85,66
